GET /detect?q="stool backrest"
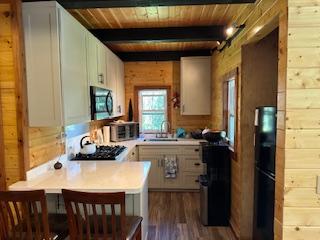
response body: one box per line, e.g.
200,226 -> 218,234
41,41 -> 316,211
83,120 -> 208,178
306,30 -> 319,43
0,190 -> 50,240
62,189 -> 126,240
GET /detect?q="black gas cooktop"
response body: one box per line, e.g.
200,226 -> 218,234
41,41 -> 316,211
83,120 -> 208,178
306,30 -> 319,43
72,145 -> 127,161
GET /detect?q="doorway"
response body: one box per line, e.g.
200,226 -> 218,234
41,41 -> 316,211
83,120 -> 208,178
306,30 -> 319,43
240,28 -> 279,239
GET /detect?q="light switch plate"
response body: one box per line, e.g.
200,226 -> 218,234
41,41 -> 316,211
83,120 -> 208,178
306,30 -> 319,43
317,176 -> 320,194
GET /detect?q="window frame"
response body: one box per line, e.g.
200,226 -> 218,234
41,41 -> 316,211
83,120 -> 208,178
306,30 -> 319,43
223,68 -> 238,151
134,86 -> 171,134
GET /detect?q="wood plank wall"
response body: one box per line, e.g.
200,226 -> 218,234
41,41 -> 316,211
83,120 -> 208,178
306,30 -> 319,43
124,61 -> 212,132
281,0 -> 320,239
211,0 -> 287,238
0,1 -> 26,187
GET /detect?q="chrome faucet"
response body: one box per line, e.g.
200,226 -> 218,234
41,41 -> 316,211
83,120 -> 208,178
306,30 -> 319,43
157,120 -> 171,138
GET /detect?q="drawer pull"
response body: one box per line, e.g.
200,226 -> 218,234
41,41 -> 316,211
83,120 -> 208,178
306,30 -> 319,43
195,179 -> 199,183
194,149 -> 199,152
194,163 -> 201,166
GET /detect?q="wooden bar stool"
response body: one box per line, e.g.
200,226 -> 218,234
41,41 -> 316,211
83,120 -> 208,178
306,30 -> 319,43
62,189 -> 142,240
0,190 -> 68,240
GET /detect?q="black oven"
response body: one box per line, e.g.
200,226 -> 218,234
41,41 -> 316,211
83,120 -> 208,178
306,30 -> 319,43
90,86 -> 113,120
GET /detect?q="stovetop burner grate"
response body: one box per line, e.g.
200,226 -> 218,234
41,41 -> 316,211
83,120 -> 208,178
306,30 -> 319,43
72,145 -> 127,161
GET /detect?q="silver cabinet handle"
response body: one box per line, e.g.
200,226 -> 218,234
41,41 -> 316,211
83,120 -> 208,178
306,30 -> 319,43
98,73 -> 104,84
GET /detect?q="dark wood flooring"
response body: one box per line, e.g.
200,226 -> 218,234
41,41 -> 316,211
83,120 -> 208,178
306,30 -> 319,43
147,192 -> 236,240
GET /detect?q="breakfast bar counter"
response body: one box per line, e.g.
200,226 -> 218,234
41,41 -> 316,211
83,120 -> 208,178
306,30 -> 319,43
9,161 -> 151,240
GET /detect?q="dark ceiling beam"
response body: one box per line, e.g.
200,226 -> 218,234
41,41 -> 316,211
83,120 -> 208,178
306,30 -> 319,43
117,50 -> 212,61
46,0 -> 256,9
91,26 -> 226,43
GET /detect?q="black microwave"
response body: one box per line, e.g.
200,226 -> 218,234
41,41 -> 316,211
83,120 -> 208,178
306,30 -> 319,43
90,86 -> 113,120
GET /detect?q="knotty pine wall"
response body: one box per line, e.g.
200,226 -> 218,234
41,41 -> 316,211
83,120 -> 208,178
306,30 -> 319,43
281,0 -> 320,239
0,1 -> 27,188
124,61 -> 212,132
211,0 -> 287,239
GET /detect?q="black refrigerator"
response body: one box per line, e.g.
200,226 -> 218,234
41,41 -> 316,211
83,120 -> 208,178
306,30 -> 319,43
253,106 -> 277,240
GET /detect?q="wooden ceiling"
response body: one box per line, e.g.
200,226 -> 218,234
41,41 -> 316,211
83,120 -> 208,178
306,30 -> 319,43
65,2 -> 253,59
69,4 -> 248,29
107,41 -> 221,52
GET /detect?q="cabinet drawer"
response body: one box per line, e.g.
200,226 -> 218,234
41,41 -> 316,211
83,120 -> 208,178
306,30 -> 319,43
138,146 -> 180,156
184,157 -> 203,172
183,173 -> 200,190
181,146 -> 201,156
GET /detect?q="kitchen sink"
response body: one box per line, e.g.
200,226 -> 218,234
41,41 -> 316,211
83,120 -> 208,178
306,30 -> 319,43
144,138 -> 178,142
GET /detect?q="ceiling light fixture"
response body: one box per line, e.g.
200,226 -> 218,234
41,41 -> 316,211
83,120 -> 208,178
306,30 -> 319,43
213,23 -> 245,53
226,26 -> 235,37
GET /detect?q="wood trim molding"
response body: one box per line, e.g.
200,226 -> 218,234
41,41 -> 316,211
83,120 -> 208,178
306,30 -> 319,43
133,86 -> 172,131
222,68 -> 239,156
0,91 -> 6,191
36,0 -> 257,9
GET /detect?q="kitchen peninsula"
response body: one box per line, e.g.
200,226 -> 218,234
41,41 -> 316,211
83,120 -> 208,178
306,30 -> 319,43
9,160 -> 151,240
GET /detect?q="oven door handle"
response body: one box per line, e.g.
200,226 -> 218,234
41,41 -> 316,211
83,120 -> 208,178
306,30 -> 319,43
106,91 -> 113,115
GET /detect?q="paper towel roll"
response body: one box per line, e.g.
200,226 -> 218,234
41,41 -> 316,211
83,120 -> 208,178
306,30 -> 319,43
103,126 -> 110,144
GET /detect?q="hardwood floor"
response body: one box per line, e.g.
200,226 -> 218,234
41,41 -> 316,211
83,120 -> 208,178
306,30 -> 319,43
147,192 -> 236,240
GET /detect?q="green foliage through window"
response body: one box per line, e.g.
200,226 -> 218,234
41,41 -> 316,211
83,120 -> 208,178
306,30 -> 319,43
139,90 -> 167,133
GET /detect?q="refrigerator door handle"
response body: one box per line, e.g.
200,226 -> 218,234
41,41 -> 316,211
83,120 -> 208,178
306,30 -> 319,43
257,167 -> 276,181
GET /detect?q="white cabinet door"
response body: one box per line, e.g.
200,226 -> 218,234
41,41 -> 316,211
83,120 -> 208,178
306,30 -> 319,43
87,34 -> 99,87
139,156 -> 162,189
97,42 -> 107,87
59,8 -> 90,125
181,56 -> 211,115
106,49 -> 118,116
116,57 -> 125,116
23,4 -> 63,126
87,34 -> 107,88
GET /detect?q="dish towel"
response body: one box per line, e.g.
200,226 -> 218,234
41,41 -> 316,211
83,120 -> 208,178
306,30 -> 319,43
164,155 -> 178,179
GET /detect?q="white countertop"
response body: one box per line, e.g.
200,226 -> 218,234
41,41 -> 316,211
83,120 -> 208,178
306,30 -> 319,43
9,161 -> 151,194
9,137 -> 203,194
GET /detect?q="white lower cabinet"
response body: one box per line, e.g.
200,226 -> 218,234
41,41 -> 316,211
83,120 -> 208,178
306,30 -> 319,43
138,145 -> 202,190
127,147 -> 138,161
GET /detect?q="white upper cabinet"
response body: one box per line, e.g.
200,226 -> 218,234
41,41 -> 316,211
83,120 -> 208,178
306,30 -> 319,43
116,57 -> 125,116
87,34 -> 107,88
106,49 -> 125,117
87,34 -> 99,87
59,7 -> 90,125
23,2 -> 90,126
106,48 -> 118,116
180,56 -> 211,115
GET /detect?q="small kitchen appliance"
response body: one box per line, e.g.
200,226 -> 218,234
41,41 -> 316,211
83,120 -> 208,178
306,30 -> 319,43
110,122 -> 139,142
